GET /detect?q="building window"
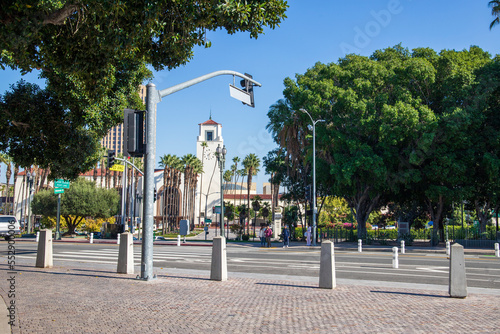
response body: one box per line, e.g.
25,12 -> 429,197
206,131 -> 213,141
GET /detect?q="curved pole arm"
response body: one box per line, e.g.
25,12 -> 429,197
158,70 -> 262,100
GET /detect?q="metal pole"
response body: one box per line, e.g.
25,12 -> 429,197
140,83 -> 159,281
299,109 -> 324,247
312,119 -> 317,246
56,193 -> 61,240
220,158 -> 225,238
121,162 -> 127,230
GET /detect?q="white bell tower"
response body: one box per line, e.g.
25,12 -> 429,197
195,118 -> 223,226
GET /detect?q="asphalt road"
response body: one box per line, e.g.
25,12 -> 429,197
3,241 -> 500,290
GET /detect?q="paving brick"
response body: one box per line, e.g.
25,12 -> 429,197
1,259 -> 500,333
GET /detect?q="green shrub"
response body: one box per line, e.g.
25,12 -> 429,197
241,234 -> 250,241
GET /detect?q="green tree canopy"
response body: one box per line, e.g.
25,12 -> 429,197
269,44 -> 500,240
32,178 -> 120,234
0,0 -> 288,179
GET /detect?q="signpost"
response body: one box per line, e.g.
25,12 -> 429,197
54,179 -> 70,240
109,164 -> 125,172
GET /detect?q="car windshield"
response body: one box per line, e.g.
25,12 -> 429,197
0,217 -> 17,223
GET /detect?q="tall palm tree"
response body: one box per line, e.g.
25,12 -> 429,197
223,170 -> 232,195
159,154 -> 182,232
242,153 -> 260,234
12,163 -> 19,215
198,141 -> 208,225
0,153 -> 12,213
238,169 -> 247,206
231,156 -> 240,197
490,0 -> 500,29
181,154 -> 197,221
189,158 -> 203,228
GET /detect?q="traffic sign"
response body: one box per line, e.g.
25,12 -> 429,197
54,179 -> 70,188
109,164 -> 125,172
205,219 -> 212,223
54,188 -> 64,194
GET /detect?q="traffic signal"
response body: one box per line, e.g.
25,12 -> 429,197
153,188 -> 157,202
107,150 -> 115,168
123,109 -> 145,157
240,73 -> 255,108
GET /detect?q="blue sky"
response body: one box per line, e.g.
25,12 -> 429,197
1,0 -> 499,190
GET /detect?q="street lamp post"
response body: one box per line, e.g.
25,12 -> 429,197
140,71 -> 260,280
26,171 -> 35,234
299,108 -> 324,246
216,144 -> 227,238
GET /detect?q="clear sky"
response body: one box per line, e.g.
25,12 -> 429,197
1,0 -> 499,190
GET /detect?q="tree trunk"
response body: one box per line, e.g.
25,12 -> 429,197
426,195 -> 445,245
474,199 -> 490,235
345,185 -> 380,240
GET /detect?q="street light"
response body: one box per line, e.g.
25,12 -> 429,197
141,71 -> 260,280
299,108 -> 325,246
26,171 -> 35,234
216,144 -> 227,238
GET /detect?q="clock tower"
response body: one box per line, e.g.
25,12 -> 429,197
196,118 -> 224,226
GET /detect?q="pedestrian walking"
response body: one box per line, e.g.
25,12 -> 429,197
306,225 -> 312,246
259,225 -> 266,247
265,225 -> 273,248
282,225 -> 290,248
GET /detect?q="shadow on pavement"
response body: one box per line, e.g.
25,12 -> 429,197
162,275 -> 211,281
255,282 -> 317,289
370,290 -> 448,298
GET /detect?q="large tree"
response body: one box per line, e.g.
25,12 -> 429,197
31,178 -> 120,234
0,1 -> 288,179
270,44 -> 500,242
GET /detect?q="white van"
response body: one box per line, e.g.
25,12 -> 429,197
0,215 -> 21,240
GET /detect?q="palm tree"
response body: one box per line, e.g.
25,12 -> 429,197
242,153 -> 260,234
198,141 -> 208,225
12,163 -> 19,215
159,154 -> 182,232
231,156 -> 240,197
223,170 -> 232,196
189,158 -> 203,229
238,169 -> 247,206
0,153 -> 12,213
181,154 -> 198,222
490,0 -> 500,29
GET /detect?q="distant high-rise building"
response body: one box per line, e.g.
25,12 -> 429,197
100,85 -> 147,155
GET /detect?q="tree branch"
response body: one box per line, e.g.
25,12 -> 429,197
43,4 -> 79,25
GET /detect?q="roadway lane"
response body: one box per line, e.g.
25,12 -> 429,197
2,241 -> 499,290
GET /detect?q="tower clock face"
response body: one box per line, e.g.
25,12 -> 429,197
204,148 -> 213,160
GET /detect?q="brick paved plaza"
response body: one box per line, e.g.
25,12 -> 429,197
1,260 -> 499,334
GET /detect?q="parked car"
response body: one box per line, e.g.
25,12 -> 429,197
154,236 -> 166,241
91,232 -> 102,239
0,215 -> 21,240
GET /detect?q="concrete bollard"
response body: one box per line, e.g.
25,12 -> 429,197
358,239 -> 362,252
117,233 -> 120,244
449,243 -> 467,298
495,243 -> 499,258
392,247 -> 399,269
117,232 -> 134,274
401,240 -> 405,254
446,241 -> 451,256
210,236 -> 227,281
36,229 -> 53,268
177,235 -> 181,247
319,240 -> 336,289
36,231 -> 40,243
90,233 -> 94,244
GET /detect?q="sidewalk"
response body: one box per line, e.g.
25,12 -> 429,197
1,259 -> 500,334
